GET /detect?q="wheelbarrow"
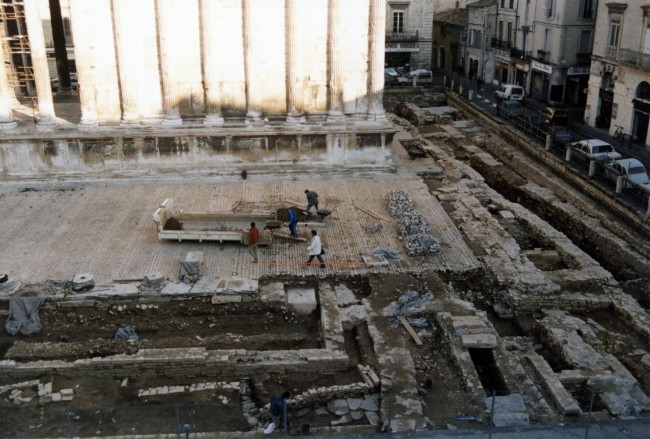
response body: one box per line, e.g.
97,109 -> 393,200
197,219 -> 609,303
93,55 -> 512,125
316,207 -> 336,222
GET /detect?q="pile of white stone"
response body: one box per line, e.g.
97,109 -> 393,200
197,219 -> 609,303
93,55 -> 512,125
388,191 -> 440,256
0,380 -> 73,404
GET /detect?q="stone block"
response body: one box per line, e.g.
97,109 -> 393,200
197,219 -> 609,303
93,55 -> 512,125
365,411 -> 380,426
347,398 -> 363,411
258,282 -> 285,302
334,284 -> 357,306
161,282 -> 193,296
215,277 -> 258,294
360,394 -> 379,411
327,399 -> 349,416
461,334 -> 497,349
287,287 -> 317,315
211,295 -> 242,304
71,273 -> 95,291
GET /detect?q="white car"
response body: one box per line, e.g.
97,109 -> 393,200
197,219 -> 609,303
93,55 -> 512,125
570,139 -> 622,162
495,84 -> 524,101
604,158 -> 650,193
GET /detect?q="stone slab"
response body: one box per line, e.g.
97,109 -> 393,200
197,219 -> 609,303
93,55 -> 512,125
258,282 -> 285,302
160,282 -> 193,296
461,334 -> 497,349
286,287 -> 317,315
215,277 -> 258,294
334,284 -> 357,306
211,295 -> 242,304
70,283 -> 140,299
189,277 -> 220,295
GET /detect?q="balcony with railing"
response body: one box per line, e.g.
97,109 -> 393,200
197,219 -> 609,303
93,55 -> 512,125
576,53 -> 591,66
537,50 -> 550,63
386,30 -> 419,42
510,47 -> 532,59
491,38 -> 512,50
618,48 -> 650,71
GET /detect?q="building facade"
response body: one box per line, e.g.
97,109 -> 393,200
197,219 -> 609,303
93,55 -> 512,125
586,0 -> 650,147
432,7 -> 467,72
466,0 -> 497,82
384,0 -> 434,69
517,0 -> 595,105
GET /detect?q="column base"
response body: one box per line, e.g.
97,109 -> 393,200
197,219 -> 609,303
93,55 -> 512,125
245,111 -> 263,126
0,119 -> 17,130
56,87 -> 75,96
162,115 -> 183,126
286,113 -> 306,124
204,114 -> 225,126
326,110 -> 346,125
120,118 -> 140,128
37,116 -> 57,127
367,111 -> 388,124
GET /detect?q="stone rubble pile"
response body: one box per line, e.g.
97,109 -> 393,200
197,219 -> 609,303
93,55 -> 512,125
388,191 -> 440,256
0,380 -> 73,404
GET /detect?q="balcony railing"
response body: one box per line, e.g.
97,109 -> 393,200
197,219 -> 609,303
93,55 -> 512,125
386,30 -> 418,42
510,47 -> 531,59
491,38 -> 512,50
537,50 -> 550,63
618,48 -> 650,70
605,45 -> 618,60
576,53 -> 591,66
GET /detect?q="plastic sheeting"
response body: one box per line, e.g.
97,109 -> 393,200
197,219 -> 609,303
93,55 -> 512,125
5,296 -> 46,336
371,247 -> 401,261
394,291 -> 432,328
114,325 -> 139,341
180,261 -> 199,284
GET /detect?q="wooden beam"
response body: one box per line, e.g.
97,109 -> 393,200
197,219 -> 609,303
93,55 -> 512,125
283,199 -> 304,207
354,205 -> 391,222
399,316 -> 423,346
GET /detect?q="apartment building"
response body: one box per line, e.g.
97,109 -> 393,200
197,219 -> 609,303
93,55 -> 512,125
586,0 -> 650,147
385,0 -> 434,69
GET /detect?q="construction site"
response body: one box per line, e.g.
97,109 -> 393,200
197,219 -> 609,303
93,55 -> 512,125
0,85 -> 649,437
0,1 -> 649,438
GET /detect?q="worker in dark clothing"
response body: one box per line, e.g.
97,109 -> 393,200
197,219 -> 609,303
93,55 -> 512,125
304,190 -> 319,215
268,391 -> 290,433
248,222 -> 260,263
288,208 -> 298,238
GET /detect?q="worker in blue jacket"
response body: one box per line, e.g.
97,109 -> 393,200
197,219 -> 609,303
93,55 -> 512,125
288,208 -> 298,238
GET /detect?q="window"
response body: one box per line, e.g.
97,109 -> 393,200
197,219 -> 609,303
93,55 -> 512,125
507,22 -> 513,46
509,0 -> 514,9
544,0 -> 554,18
579,0 -> 595,19
544,28 -> 551,52
499,20 -> 504,42
608,17 -> 621,47
393,11 -> 404,33
579,30 -> 591,54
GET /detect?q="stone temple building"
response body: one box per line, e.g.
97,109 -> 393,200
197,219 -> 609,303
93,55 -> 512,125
0,0 -> 394,178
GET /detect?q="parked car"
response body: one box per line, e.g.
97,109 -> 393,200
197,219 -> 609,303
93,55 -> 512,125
498,99 -> 525,118
570,139 -> 622,162
50,72 -> 78,91
408,69 -> 433,85
542,106 -> 569,126
495,84 -> 524,101
551,127 -> 575,147
604,158 -> 650,191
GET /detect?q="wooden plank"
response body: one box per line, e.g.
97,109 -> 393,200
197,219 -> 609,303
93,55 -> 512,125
273,232 -> 307,242
283,199 -> 304,207
354,205 -> 391,222
399,316 -> 423,346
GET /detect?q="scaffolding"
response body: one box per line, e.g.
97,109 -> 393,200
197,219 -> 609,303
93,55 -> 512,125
1,0 -> 35,95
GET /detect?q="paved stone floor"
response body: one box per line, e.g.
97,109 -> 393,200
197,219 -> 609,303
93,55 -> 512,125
0,140 -> 479,285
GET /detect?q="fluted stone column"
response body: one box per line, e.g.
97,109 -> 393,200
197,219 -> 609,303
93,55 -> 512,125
112,0 -> 140,126
286,0 -> 305,124
23,0 -> 56,126
243,0 -> 262,125
327,0 -> 344,123
69,0 -> 98,126
367,0 -> 387,123
0,46 -> 17,129
200,0 -> 224,125
156,0 -> 182,125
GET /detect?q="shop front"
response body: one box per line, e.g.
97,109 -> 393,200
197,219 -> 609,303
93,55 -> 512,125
531,60 -> 551,101
566,66 -> 590,107
385,42 -> 420,68
513,60 -> 529,90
